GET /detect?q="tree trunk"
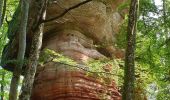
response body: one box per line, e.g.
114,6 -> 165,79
0,0 -> 6,27
19,22 -> 44,100
0,0 -> 3,27
9,0 -> 29,100
19,0 -> 47,99
19,17 -> 45,100
122,0 -> 138,100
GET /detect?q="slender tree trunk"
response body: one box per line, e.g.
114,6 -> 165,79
9,0 -> 29,100
1,0 -> 7,26
163,0 -> 166,23
19,1 -> 47,99
122,0 -> 138,100
0,0 -> 3,27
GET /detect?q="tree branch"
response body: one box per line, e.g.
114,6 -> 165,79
41,0 -> 92,23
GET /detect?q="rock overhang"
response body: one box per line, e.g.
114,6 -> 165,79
1,0 -> 127,72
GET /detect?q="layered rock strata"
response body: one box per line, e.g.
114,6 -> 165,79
31,0 -> 126,99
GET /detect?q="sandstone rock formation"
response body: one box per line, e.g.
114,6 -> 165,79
2,0 -> 127,99
30,0 -> 126,99
31,62 -> 121,100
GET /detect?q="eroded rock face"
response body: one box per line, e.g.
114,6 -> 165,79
31,0 -> 126,99
31,62 -> 121,100
42,0 -> 126,57
44,0 -> 114,44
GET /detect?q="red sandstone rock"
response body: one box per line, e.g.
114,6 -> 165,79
31,62 -> 121,100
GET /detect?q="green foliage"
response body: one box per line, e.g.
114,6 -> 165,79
156,82 -> 170,100
39,49 -> 124,85
115,15 -> 128,49
39,49 -> 77,66
136,0 -> 170,99
0,69 -> 12,100
85,59 -> 119,83
117,1 -> 130,12
115,0 -> 170,98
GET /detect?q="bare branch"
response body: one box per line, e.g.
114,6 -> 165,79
41,0 -> 92,23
